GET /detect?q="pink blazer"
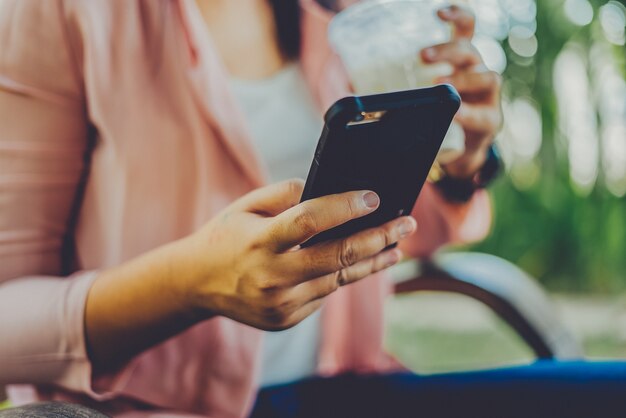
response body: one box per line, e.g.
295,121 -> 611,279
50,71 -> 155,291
0,0 -> 491,416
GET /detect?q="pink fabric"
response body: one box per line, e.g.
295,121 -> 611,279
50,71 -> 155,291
0,0 -> 491,416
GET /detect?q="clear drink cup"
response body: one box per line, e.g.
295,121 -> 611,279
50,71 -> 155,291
329,0 -> 465,164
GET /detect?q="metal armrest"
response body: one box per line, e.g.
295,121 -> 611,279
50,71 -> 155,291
391,252 -> 584,360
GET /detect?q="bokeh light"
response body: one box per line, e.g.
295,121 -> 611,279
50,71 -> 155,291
599,1 -> 626,45
473,34 -> 508,73
554,47 -> 599,194
564,0 -> 594,26
469,0 -> 510,40
590,43 -> 626,197
508,25 -> 538,57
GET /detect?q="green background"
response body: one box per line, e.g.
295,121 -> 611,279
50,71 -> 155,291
467,0 -> 626,292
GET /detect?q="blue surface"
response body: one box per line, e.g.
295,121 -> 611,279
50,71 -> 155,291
250,361 -> 626,417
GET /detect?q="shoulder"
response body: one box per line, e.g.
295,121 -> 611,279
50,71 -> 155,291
0,0 -> 172,97
62,0 -> 172,49
0,0 -> 83,96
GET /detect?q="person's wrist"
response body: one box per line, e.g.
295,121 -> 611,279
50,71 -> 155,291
162,236 -> 219,322
441,142 -> 491,180
432,143 -> 501,203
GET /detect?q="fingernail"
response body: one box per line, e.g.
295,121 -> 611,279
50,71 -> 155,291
398,219 -> 416,238
422,47 -> 437,61
362,192 -> 380,209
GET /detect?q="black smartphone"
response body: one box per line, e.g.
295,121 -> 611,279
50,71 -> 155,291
300,84 -> 461,247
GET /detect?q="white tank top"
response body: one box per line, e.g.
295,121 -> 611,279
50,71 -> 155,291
230,63 -> 324,387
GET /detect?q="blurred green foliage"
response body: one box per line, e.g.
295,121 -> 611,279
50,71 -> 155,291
469,0 -> 626,292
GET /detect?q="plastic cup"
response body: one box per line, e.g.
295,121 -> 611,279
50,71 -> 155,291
329,0 -> 465,164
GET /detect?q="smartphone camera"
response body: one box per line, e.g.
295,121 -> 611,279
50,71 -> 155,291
347,111 -> 387,126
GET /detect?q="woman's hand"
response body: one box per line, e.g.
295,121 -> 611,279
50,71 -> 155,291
421,5 -> 503,179
87,179 -> 415,370
176,179 -> 416,331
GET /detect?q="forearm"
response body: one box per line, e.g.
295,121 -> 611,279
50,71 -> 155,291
85,238 -> 207,373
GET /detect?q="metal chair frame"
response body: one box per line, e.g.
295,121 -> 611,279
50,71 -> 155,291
392,252 -> 584,360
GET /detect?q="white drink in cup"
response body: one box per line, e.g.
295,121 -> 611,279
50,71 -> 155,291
329,0 -> 465,164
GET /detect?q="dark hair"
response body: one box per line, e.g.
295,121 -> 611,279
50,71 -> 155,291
268,0 -> 302,59
269,0 -> 340,59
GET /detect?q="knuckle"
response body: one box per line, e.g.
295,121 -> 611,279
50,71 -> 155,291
261,299 -> 295,328
314,274 -> 340,297
338,239 -> 358,268
333,270 -> 347,288
263,220 -> 289,251
342,194 -> 359,219
380,227 -> 394,248
293,207 -> 319,237
256,274 -> 281,293
247,234 -> 267,252
276,297 -> 296,315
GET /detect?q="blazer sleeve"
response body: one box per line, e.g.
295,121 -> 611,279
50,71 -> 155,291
399,183 -> 492,258
0,0 -> 100,394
